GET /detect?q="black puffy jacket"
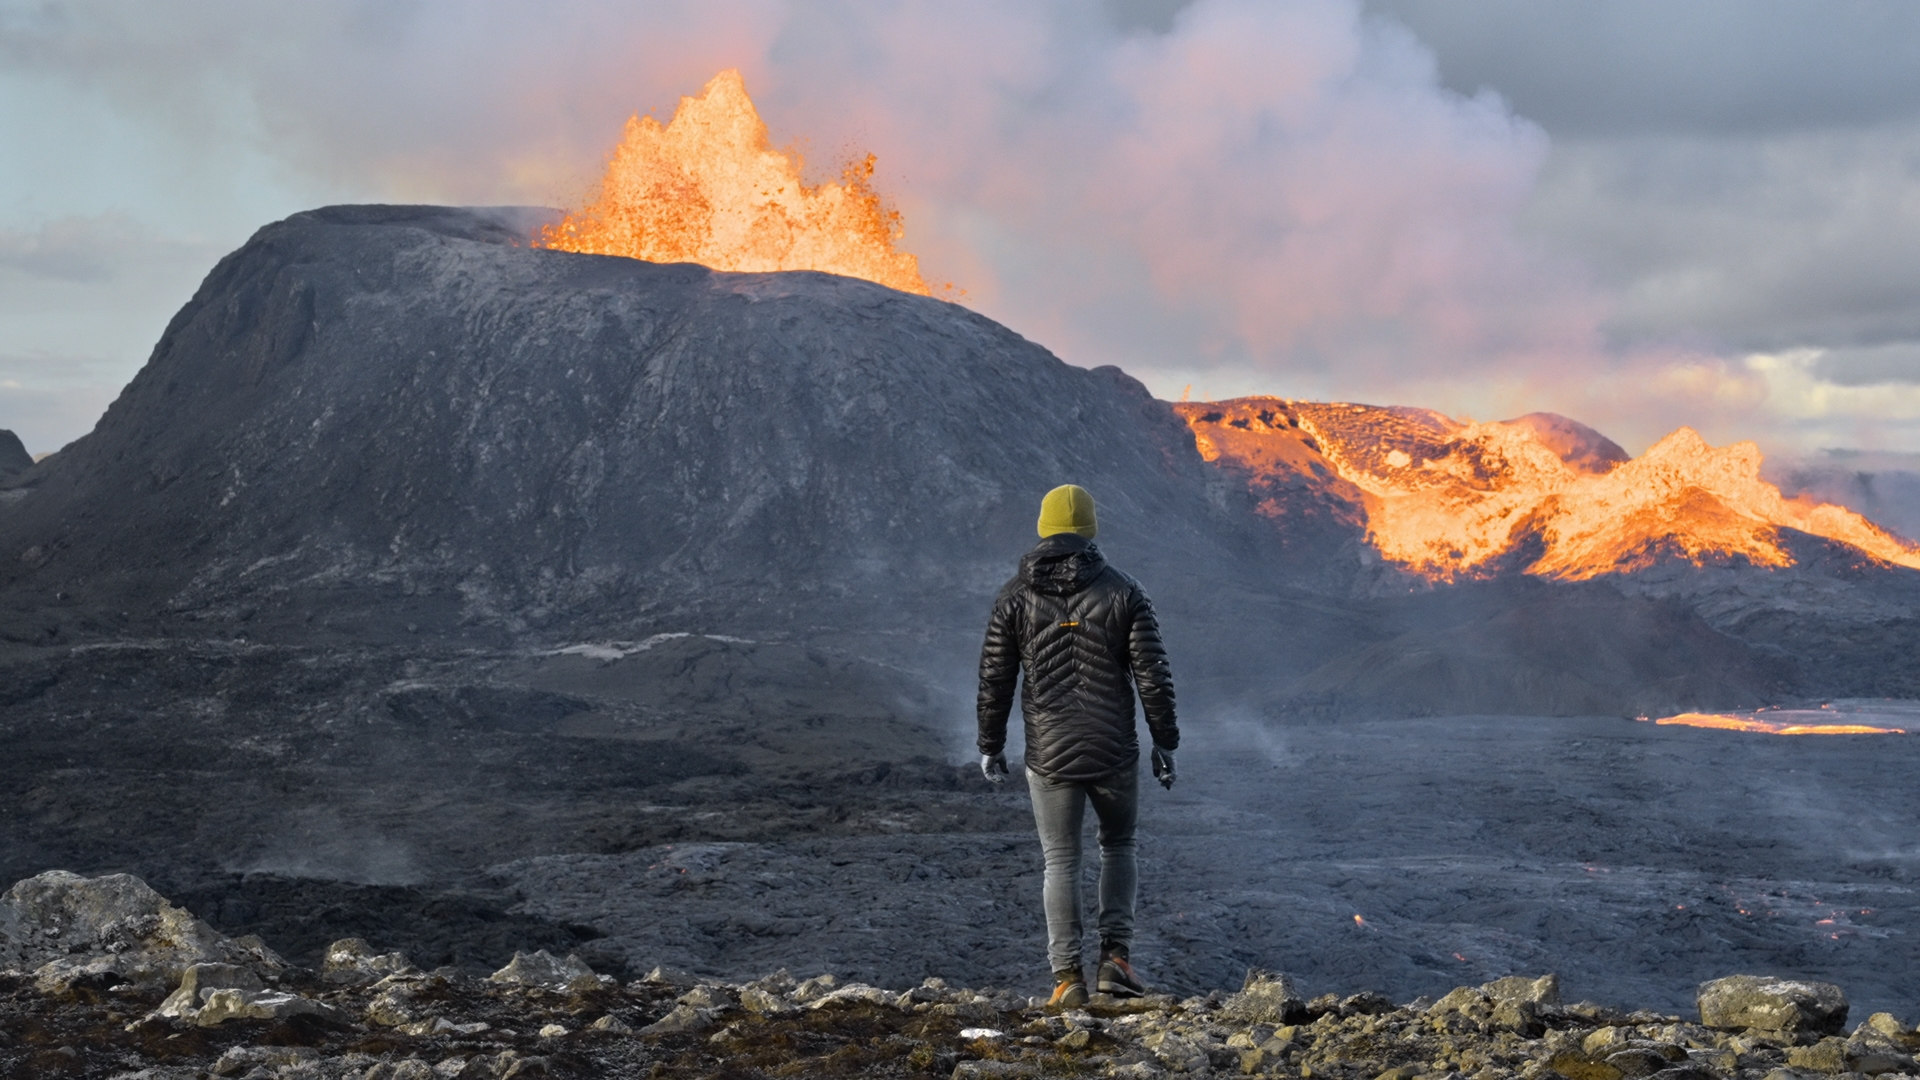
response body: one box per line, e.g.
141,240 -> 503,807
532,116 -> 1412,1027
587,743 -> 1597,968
976,533 -> 1178,782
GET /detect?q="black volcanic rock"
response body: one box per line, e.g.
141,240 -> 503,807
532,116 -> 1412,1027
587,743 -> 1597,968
0,205 -> 1271,647
0,430 -> 29,479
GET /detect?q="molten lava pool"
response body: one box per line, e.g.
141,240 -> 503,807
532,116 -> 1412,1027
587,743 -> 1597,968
1643,700 -> 1920,735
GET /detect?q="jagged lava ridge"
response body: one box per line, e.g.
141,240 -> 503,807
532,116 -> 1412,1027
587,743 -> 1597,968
1178,398 -> 1920,584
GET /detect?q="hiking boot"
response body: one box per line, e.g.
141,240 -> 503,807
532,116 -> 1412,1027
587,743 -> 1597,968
1097,952 -> 1147,997
1048,971 -> 1089,1009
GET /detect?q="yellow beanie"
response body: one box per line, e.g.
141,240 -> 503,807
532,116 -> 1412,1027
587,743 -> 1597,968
1037,484 -> 1098,538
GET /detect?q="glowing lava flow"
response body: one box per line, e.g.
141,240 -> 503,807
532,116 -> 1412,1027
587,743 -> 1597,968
1647,712 -> 1907,735
1178,398 -> 1920,582
539,70 -> 932,295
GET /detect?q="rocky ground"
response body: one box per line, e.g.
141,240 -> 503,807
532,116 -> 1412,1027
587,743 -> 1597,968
4,634 -> 1919,1021
6,870 -> 1920,1080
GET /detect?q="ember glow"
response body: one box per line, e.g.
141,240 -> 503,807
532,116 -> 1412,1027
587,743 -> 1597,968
1178,398 -> 1920,582
538,70 -> 931,295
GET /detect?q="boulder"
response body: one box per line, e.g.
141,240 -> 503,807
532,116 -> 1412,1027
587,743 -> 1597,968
0,870 -> 280,992
322,937 -> 414,985
1485,973 -> 1562,1007
638,1004 -> 712,1036
1698,976 -> 1848,1035
153,962 -> 344,1027
488,949 -> 597,990
1221,969 -> 1307,1025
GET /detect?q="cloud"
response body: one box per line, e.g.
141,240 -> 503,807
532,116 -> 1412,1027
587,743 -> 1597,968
1813,343 -> 1920,386
0,0 -> 1915,459
1363,0 -> 1920,138
1525,125 -> 1920,354
0,213 -> 160,281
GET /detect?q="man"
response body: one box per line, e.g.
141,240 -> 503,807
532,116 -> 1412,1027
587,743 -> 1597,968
977,483 -> 1179,1008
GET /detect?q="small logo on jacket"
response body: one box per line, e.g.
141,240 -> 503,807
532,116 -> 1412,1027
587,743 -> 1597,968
1058,621 -> 1080,628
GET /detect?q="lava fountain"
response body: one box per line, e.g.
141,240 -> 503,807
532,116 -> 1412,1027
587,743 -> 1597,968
539,70 -> 933,295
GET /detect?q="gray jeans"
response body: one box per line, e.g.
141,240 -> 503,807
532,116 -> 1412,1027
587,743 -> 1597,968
1026,765 -> 1138,975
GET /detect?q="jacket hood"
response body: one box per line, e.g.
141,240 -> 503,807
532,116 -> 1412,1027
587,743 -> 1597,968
1019,533 -> 1108,596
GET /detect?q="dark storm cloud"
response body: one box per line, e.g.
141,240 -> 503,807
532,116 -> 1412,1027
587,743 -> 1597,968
1363,0 -> 1920,137
1814,344 -> 1920,387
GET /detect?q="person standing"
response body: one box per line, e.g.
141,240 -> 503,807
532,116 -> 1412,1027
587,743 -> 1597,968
977,484 -> 1179,1007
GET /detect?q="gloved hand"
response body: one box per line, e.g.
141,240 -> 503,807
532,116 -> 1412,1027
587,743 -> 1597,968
981,752 -> 1010,785
1150,745 -> 1176,789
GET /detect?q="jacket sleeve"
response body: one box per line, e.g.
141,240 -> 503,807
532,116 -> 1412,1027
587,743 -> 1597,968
1127,586 -> 1179,751
976,584 -> 1022,756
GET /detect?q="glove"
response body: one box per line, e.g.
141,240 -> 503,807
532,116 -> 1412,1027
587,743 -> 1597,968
981,752 -> 1010,785
1150,745 -> 1176,790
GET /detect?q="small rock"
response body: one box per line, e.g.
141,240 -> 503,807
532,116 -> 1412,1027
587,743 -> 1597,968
1698,976 -> 1848,1036
589,1014 -> 634,1034
367,980 -> 425,1027
1865,1013 -> 1909,1038
959,1027 -> 1004,1040
950,1063 -> 1038,1079
1847,1046 -> 1917,1076
1493,997 -> 1545,1036
488,950 -> 596,990
740,986 -> 796,1015
1342,991 -> 1398,1015
1548,1049 -> 1625,1080
154,963 -> 265,1018
390,1061 -> 436,1080
1586,1028 -> 1629,1055
210,1046 -> 319,1076
537,1023 -> 569,1038
399,1017 -> 461,1036
1484,974 -> 1562,1007
808,982 -> 895,1009
638,1004 -> 711,1036
1606,1047 -> 1675,1077
1143,1029 -> 1209,1072
1058,1027 -> 1092,1050
498,1058 -> 550,1079
790,973 -> 839,1003
193,986 -> 345,1027
1221,969 -> 1307,1025
1786,1038 -> 1851,1073
323,938 -> 414,985
678,984 -> 736,1010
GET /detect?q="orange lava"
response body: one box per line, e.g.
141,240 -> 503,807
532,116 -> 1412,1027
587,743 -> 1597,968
539,70 -> 931,295
1647,713 -> 1907,736
1178,397 -> 1920,582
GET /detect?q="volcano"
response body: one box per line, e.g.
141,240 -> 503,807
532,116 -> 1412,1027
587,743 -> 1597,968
2,204 -> 1917,714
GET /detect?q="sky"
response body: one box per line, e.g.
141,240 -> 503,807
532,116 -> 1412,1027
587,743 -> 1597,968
2,0 -> 1919,462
